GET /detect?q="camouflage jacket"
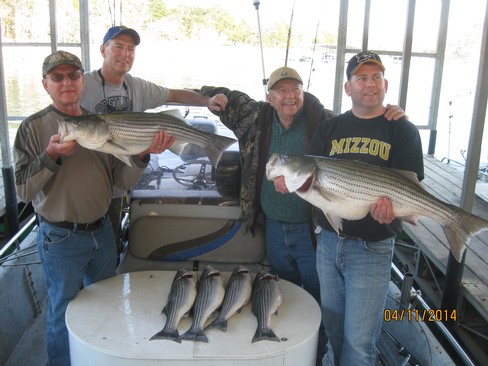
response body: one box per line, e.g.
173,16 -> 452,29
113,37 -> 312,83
200,86 -> 336,233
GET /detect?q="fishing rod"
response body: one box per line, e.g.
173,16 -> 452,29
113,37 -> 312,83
284,0 -> 296,67
307,19 -> 320,92
253,0 -> 267,99
107,0 -> 114,26
107,0 -> 123,26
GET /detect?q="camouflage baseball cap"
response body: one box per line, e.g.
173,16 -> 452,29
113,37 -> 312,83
42,50 -> 84,77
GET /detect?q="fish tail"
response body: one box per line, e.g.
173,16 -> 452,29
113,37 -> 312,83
205,135 -> 236,167
252,327 -> 280,343
180,329 -> 209,343
206,317 -> 228,332
443,210 -> 488,262
149,328 -> 181,343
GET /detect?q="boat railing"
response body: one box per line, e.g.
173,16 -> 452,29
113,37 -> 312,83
391,263 -> 475,366
0,214 -> 36,259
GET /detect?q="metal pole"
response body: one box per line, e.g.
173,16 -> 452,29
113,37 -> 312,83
0,19 -> 20,238
460,0 -> 488,212
253,0 -> 267,99
427,0 -> 450,155
398,0 -> 416,110
80,0 -> 91,71
399,272 -> 414,308
333,0 -> 348,114
49,0 -> 58,53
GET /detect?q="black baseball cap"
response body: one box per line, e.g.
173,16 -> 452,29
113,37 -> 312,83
346,51 -> 385,80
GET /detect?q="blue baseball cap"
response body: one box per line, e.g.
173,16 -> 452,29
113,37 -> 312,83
102,26 -> 140,45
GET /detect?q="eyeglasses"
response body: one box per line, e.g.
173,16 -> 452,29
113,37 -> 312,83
46,71 -> 83,83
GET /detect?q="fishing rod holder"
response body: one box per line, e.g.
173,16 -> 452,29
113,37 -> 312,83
400,272 -> 416,308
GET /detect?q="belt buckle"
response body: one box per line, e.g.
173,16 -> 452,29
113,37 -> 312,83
338,230 -> 358,241
74,218 -> 101,231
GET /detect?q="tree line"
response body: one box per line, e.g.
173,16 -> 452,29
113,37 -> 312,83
0,0 -> 334,48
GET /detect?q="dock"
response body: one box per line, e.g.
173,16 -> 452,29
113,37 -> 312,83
397,155 -> 488,364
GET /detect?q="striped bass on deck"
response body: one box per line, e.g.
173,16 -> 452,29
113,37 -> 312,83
180,265 -> 225,343
251,270 -> 282,343
149,268 -> 197,343
58,110 -> 236,167
206,265 -> 252,332
265,153 -> 488,262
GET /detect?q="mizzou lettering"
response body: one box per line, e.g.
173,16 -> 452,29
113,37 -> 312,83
330,137 -> 391,160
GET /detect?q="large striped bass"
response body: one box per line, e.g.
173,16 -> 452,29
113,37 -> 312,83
265,153 -> 488,262
58,110 -> 236,166
180,265 -> 225,342
150,268 -> 197,343
207,265 -> 252,332
251,270 -> 282,343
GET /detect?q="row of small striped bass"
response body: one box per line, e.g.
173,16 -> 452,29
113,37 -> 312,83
150,266 -> 283,343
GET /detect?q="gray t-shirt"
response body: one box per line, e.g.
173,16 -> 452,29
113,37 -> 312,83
81,70 -> 171,113
80,70 -> 171,197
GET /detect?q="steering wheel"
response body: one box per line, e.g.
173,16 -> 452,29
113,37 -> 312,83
173,160 -> 216,189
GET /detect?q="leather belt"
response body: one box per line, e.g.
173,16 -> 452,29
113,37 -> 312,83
338,230 -> 361,241
40,215 -> 105,232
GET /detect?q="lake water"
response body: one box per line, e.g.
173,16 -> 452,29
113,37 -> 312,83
3,41 -> 488,166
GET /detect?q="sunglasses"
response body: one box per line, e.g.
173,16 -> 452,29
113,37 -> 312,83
46,71 -> 83,83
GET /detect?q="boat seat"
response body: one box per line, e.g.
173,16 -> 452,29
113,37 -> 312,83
117,150 -> 267,274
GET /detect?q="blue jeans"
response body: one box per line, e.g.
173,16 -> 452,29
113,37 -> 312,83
316,229 -> 394,366
265,216 -> 327,361
265,216 -> 320,301
37,216 -> 116,366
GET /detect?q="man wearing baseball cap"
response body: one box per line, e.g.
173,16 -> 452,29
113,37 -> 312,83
81,26 -> 226,248
309,51 -> 424,365
14,50 -> 162,366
